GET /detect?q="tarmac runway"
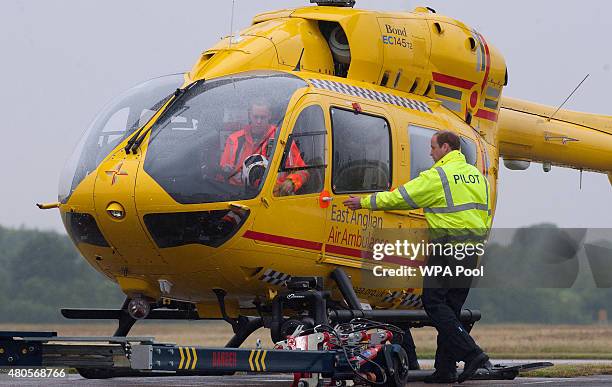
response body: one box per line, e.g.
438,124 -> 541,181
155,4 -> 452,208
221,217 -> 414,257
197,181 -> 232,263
3,374 -> 612,386
3,360 -> 612,386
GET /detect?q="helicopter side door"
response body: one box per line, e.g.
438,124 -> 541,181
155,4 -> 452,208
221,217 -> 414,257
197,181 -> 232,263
321,103 -> 397,269
248,96 -> 330,265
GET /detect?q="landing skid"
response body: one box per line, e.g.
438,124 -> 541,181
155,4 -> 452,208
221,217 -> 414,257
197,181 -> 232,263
403,362 -> 555,382
23,268 -> 552,385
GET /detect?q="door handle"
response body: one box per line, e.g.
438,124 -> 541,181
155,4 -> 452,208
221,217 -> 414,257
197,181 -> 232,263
319,190 -> 333,208
229,202 -> 250,211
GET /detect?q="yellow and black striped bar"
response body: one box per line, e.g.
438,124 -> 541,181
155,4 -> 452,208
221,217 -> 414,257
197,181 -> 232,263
134,346 -> 337,374
178,346 -> 198,370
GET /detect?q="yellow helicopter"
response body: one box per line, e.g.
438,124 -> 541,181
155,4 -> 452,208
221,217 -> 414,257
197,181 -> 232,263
40,0 -> 612,346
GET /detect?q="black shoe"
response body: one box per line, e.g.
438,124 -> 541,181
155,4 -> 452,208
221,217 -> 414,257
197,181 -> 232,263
424,370 -> 457,384
409,360 -> 420,370
457,352 -> 489,383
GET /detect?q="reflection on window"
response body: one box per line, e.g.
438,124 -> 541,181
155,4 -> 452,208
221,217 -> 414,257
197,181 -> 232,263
144,72 -> 307,204
63,212 -> 109,247
59,73 -> 184,203
277,105 -> 326,196
99,107 -> 130,146
332,108 -> 391,193
409,125 -> 436,179
460,136 -> 478,166
144,210 -> 249,248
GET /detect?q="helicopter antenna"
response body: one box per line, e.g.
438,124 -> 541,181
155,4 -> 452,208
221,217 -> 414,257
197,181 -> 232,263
547,73 -> 589,121
310,0 -> 356,7
229,0 -> 236,49
293,48 -> 305,71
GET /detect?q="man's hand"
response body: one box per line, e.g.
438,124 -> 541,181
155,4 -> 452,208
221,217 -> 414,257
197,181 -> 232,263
343,195 -> 362,210
219,165 -> 235,181
274,180 -> 295,196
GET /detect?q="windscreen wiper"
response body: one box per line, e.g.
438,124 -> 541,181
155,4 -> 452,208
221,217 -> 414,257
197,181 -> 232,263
125,79 -> 202,154
125,88 -> 183,154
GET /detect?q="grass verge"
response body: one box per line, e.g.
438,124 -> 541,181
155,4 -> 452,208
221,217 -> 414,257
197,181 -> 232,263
416,352 -> 612,360
522,364 -> 612,378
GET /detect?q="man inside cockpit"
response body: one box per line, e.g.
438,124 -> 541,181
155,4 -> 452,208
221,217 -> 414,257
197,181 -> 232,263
219,100 -> 309,196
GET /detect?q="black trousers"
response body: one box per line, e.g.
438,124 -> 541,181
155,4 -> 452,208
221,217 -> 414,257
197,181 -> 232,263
421,251 -> 482,371
399,327 -> 419,369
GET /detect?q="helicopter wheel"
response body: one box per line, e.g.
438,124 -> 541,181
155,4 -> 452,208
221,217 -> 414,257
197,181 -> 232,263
371,344 -> 410,387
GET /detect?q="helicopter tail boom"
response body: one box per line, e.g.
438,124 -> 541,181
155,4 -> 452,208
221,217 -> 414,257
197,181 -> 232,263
498,96 -> 612,176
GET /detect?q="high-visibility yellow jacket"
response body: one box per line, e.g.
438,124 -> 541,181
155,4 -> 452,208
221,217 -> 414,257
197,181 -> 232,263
360,150 -> 492,231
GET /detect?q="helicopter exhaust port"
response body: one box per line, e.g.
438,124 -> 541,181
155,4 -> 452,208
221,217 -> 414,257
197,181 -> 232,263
319,22 -> 351,77
329,26 -> 351,65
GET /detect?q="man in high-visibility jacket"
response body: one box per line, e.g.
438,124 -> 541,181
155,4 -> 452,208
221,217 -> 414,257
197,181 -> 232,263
344,130 -> 491,384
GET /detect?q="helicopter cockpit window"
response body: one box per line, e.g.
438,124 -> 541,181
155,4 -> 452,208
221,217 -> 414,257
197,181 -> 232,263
276,105 -> 327,196
460,136 -> 478,166
143,72 -> 307,204
409,125 -> 436,178
331,108 -> 391,193
58,73 -> 185,203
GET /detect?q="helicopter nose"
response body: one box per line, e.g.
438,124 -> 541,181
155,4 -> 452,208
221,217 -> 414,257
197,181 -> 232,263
92,157 -> 164,266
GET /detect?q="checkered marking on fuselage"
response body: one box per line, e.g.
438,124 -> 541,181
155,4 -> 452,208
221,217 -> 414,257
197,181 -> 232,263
309,79 -> 433,114
259,269 -> 291,286
400,293 -> 423,308
382,291 -> 402,303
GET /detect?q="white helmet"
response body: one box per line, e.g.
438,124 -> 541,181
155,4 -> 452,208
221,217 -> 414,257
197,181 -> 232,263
241,154 -> 269,187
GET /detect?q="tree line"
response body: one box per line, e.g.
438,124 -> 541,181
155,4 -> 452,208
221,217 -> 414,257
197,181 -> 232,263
0,225 -> 123,323
0,224 -> 610,324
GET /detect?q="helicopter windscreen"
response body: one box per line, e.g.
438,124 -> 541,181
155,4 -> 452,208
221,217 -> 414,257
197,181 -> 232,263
58,73 -> 185,203
143,72 -> 307,204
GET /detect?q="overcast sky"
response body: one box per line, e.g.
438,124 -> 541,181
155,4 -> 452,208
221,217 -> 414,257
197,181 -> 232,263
1,0 -> 610,232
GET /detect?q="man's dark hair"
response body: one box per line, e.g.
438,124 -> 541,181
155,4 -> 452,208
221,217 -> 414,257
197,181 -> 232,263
434,130 -> 461,151
249,99 -> 272,113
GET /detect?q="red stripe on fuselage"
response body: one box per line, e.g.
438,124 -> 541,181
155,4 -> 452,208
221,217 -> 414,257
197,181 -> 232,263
243,231 -> 424,267
243,230 -> 322,251
432,72 -> 477,90
475,109 -> 498,122
477,32 -> 491,94
325,244 -> 423,267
